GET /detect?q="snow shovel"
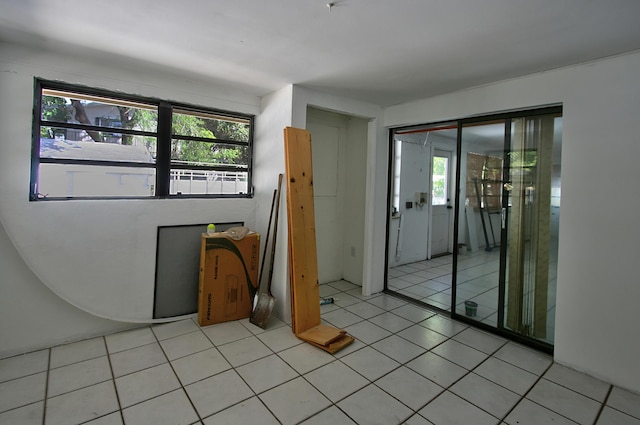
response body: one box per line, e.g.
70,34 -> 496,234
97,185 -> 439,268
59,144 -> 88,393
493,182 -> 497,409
250,174 -> 283,328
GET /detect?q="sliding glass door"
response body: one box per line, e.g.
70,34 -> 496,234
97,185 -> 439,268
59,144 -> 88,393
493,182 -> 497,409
502,113 -> 560,342
453,120 -> 505,327
386,123 -> 457,309
453,108 -> 561,349
385,106 -> 561,349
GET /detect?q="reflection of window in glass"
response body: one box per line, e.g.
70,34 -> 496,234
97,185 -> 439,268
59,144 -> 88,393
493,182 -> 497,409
392,139 -> 402,215
32,80 -> 254,200
432,156 -> 448,205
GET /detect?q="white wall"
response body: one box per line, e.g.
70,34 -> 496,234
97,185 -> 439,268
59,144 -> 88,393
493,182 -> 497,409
343,116 -> 369,284
254,85 -> 294,322
385,50 -> 640,393
0,221 -> 136,358
397,141 -> 431,263
253,86 -> 380,321
307,109 -> 349,284
307,108 -> 368,286
0,42 -> 263,356
0,40 -> 386,356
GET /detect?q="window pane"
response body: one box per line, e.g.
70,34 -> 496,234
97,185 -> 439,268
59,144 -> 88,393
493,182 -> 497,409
170,139 -> 249,167
33,81 -> 253,200
40,128 -> 156,164
169,170 -> 248,195
432,156 -> 448,205
173,110 -> 250,142
38,163 -> 156,198
41,89 -> 158,132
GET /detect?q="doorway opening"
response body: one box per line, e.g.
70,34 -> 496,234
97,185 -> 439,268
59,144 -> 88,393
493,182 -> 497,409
306,107 -> 368,290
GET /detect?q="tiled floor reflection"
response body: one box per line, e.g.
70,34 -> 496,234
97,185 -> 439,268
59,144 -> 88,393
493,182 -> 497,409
1,280 -> 636,425
389,250 -> 557,344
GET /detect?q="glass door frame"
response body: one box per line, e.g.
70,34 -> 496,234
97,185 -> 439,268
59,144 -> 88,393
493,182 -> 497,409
450,105 -> 561,354
383,105 -> 561,354
383,121 -> 458,313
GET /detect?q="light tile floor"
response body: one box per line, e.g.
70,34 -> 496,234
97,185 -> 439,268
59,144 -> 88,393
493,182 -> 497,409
2,280 -> 639,425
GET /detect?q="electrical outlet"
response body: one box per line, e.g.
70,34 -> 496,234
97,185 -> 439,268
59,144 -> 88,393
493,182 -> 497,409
350,246 -> 356,257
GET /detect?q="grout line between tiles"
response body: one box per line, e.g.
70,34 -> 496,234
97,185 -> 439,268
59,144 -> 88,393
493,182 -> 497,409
371,367 -> 446,415
542,372 -> 613,405
392,331 -> 512,423
152,324 -> 205,424
8,281 -> 605,425
259,293 -> 449,421
497,361 -> 561,424
346,305 -> 487,420
443,346 -> 522,423
592,385 -> 613,425
96,335 -> 125,425
41,348 -> 50,425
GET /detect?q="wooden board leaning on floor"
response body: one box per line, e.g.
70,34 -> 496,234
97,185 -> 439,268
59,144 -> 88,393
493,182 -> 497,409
283,127 -> 353,353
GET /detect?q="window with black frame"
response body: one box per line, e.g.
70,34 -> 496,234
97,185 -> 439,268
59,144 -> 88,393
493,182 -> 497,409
31,79 -> 253,200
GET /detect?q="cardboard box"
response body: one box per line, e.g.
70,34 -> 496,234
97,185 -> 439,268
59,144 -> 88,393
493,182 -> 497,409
197,232 -> 260,326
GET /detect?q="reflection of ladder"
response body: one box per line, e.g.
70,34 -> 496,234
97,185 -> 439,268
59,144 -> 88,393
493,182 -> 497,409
482,179 -> 499,249
473,178 -> 495,251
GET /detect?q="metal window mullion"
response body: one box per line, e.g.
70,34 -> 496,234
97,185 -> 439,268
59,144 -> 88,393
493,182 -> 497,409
497,119 -> 512,331
40,79 -> 159,109
30,79 -> 44,200
172,105 -> 252,123
41,120 -> 157,138
39,158 -> 155,168
169,163 -> 248,172
171,134 -> 249,146
156,103 -> 172,197
246,116 -> 255,196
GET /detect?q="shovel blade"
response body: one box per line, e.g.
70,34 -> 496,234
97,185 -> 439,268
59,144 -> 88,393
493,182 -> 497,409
250,293 -> 276,329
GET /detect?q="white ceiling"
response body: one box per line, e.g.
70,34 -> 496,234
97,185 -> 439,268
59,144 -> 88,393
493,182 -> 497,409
1,0 -> 640,107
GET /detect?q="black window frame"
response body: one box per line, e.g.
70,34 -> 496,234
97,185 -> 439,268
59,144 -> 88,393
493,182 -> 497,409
30,78 -> 254,201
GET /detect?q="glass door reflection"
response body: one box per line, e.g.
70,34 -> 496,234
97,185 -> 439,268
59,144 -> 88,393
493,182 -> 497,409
453,111 -> 561,347
501,114 -> 561,343
387,123 -> 457,310
454,120 -> 506,327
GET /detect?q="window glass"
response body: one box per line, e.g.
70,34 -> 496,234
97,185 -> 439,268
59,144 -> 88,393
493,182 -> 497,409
170,140 -> 249,167
40,128 -> 157,164
432,156 -> 448,206
173,110 -> 250,142
32,81 -> 253,200
37,164 -> 156,198
170,170 -> 248,196
41,89 -> 158,132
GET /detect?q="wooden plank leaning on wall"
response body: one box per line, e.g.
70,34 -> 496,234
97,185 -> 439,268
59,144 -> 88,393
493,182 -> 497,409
283,127 -> 353,353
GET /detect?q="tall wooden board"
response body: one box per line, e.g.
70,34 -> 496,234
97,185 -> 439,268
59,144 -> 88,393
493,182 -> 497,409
284,127 -> 354,352
284,127 -> 322,334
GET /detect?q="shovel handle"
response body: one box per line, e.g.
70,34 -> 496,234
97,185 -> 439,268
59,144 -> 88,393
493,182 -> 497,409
266,174 -> 283,296
257,188 -> 278,294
